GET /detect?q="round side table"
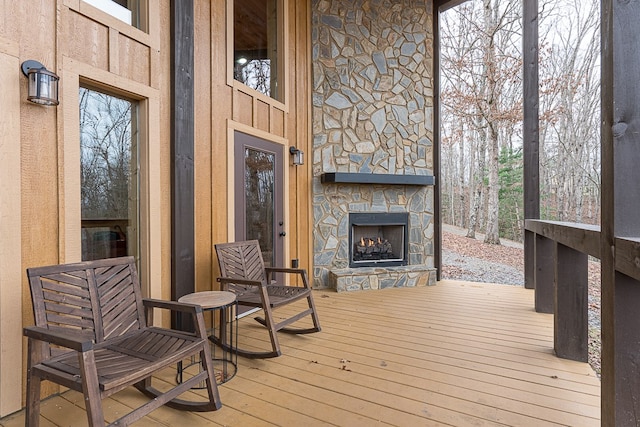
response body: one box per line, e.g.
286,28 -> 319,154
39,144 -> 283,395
177,291 -> 238,385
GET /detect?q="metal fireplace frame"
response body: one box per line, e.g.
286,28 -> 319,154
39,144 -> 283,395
348,212 -> 409,268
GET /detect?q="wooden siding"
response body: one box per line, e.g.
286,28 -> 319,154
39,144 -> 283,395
0,1 -> 169,414
0,36 -> 23,416
194,0 -> 214,296
208,0 -> 312,274
1,281 -> 601,426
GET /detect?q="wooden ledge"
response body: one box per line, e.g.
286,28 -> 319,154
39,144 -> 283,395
320,172 -> 435,186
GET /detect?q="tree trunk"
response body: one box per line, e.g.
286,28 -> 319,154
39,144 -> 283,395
482,0 -> 501,245
467,124 -> 486,239
458,123 -> 466,228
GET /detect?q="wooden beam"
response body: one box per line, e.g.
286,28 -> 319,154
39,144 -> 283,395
524,220 -> 600,258
171,0 -> 195,330
523,0 -> 539,290
613,272 -> 640,425
554,243 -> 588,362
613,237 -> 640,281
600,0 -> 615,419
433,2 -> 443,280
533,233 -> 553,314
320,173 -> 434,186
601,0 -> 640,424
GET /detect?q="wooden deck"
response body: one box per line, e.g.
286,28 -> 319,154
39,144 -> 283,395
1,280 -> 600,426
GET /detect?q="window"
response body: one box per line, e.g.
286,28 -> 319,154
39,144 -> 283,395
233,0 -> 283,101
79,88 -> 139,262
84,0 -> 143,29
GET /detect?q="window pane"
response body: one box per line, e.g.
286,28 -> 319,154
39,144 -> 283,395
244,147 -> 275,266
80,88 -> 139,262
233,0 -> 281,101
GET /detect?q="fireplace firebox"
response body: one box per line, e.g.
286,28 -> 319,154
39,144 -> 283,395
349,212 -> 409,268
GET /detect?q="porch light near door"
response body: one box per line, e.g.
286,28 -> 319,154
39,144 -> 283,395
289,146 -> 304,165
21,60 -> 59,106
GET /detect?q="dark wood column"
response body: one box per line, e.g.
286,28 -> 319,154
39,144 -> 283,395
433,3 -> 442,280
554,243 -> 588,362
601,0 -> 640,424
523,0 -> 539,290
533,233 -> 553,313
171,0 -> 195,329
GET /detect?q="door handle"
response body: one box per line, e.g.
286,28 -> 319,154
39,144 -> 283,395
279,232 -> 286,237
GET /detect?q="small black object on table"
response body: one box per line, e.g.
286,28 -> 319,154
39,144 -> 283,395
177,291 -> 238,385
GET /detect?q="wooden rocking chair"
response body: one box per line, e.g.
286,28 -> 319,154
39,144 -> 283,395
23,257 -> 222,427
214,240 -> 321,358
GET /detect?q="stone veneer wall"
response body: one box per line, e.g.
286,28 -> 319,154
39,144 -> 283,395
311,0 -> 436,290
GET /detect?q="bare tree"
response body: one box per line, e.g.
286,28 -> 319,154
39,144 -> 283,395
538,0 -> 600,224
235,59 -> 272,97
481,0 -> 501,245
441,1 -> 486,236
80,88 -> 133,219
441,0 -> 521,243
440,0 -> 601,245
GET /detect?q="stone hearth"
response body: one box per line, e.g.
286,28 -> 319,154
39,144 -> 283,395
329,264 -> 436,292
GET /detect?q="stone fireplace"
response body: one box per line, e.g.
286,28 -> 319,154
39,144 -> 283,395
349,212 -> 408,268
311,0 -> 437,291
314,173 -> 437,292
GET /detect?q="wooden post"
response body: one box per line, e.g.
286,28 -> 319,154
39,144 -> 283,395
601,0 -> 640,424
433,2 -> 443,280
533,233 -> 553,314
554,243 -> 588,362
613,272 -> 640,424
523,0 -> 540,290
171,0 -> 195,331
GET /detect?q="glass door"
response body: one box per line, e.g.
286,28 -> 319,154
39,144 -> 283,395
234,131 -> 284,268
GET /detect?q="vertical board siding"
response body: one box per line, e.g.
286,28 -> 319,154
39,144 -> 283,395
193,0 -> 213,294
0,42 -> 23,417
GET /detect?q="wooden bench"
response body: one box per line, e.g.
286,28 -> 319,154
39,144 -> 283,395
24,257 -> 222,426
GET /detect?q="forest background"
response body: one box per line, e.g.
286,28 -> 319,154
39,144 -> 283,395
440,0 -> 600,244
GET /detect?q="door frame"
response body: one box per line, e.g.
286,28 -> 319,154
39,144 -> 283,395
225,120 -> 290,265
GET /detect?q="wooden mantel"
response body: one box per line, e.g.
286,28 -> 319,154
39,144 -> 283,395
320,172 -> 435,186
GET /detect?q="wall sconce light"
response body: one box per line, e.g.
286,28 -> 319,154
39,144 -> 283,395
21,60 -> 59,106
289,146 -> 304,166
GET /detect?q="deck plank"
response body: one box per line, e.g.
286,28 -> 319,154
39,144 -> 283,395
1,280 -> 601,427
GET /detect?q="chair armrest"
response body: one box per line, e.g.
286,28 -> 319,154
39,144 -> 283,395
143,298 -> 202,314
23,326 -> 93,352
217,277 -> 264,287
265,267 -> 311,288
142,299 -> 209,338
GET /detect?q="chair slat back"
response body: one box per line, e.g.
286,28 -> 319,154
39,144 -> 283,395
27,257 -> 146,346
215,240 -> 268,285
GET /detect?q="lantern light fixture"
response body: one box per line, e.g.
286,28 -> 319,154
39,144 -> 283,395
289,146 -> 304,166
21,60 -> 59,106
